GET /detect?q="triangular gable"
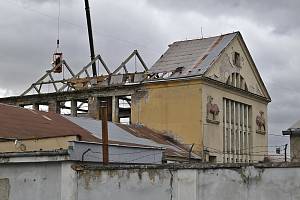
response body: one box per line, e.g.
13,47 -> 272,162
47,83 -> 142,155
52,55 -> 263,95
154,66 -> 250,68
204,32 -> 271,100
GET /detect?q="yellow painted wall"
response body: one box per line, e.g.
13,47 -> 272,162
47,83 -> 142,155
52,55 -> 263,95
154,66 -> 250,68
0,136 -> 77,153
131,80 -> 203,152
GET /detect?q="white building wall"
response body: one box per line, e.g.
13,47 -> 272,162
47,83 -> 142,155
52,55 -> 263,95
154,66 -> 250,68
0,162 -> 62,200
77,165 -> 300,200
1,161 -> 300,200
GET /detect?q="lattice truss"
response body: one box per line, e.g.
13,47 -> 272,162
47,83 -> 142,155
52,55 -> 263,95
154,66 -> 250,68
22,50 -> 149,96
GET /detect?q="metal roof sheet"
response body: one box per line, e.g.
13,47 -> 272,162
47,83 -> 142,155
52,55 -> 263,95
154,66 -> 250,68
0,103 -> 99,142
65,117 -> 200,160
64,116 -> 160,147
149,32 -> 237,77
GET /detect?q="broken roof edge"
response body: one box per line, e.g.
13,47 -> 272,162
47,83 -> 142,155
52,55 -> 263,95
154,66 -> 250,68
115,123 -> 202,160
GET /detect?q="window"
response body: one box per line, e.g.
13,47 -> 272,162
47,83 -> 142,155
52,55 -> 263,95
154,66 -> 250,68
226,73 -> 248,91
223,98 -> 252,163
209,156 -> 217,163
233,52 -> 241,67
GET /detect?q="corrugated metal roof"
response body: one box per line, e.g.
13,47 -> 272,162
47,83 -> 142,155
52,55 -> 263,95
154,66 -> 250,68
149,32 -> 237,77
0,103 -> 99,142
65,116 -> 160,147
66,117 -> 200,160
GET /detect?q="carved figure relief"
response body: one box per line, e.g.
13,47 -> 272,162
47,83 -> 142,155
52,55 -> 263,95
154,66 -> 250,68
256,111 -> 266,134
206,96 -> 220,124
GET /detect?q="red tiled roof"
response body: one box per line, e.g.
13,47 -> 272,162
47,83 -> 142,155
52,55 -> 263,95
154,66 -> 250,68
0,103 -> 99,142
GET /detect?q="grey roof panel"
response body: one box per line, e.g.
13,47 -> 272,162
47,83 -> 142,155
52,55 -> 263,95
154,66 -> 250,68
149,33 -> 237,78
64,116 -> 198,158
191,33 -> 237,75
64,116 -> 160,147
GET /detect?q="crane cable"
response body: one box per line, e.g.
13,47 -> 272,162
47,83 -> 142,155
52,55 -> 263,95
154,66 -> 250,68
56,0 -> 61,52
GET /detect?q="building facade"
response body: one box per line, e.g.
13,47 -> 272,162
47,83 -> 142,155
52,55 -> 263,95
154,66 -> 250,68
131,32 -> 271,163
0,32 -> 270,163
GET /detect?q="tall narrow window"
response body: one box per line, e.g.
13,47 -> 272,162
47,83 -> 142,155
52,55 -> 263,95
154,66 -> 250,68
223,98 -> 252,163
226,73 -> 248,91
233,52 -> 241,67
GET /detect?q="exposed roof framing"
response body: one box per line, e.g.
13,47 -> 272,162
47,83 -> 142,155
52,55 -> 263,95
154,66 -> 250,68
21,60 -> 76,96
112,50 -> 148,75
21,50 -> 148,96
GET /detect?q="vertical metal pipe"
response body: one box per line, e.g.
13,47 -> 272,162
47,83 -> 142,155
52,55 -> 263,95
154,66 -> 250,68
101,101 -> 109,165
84,0 -> 97,77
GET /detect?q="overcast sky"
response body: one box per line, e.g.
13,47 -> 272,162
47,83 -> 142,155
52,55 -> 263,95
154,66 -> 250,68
1,0 -> 299,150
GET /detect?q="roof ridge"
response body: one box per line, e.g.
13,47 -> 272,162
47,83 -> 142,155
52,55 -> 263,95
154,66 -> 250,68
171,31 -> 239,45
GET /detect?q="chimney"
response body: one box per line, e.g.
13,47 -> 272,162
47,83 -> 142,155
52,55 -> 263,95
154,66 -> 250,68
100,101 -> 109,165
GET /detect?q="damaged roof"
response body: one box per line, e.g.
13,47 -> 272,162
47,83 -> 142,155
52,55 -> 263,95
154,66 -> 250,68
66,116 -> 200,160
65,116 -> 160,147
116,124 -> 200,160
149,32 -> 238,77
0,103 -> 99,142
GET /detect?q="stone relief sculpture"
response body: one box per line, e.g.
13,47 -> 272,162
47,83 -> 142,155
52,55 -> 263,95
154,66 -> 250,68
206,96 -> 220,124
256,111 -> 266,133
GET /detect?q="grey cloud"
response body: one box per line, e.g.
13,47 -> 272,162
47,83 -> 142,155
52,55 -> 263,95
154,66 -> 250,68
146,0 -> 300,34
0,0 -> 168,95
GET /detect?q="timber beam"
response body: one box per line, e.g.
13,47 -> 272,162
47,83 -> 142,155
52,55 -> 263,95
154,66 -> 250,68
0,84 -> 141,106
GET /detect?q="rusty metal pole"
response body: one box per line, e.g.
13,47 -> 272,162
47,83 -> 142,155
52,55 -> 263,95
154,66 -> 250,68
101,101 -> 109,165
84,0 -> 97,77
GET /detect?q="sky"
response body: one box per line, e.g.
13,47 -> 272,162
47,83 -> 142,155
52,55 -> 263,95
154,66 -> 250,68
0,0 -> 299,152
